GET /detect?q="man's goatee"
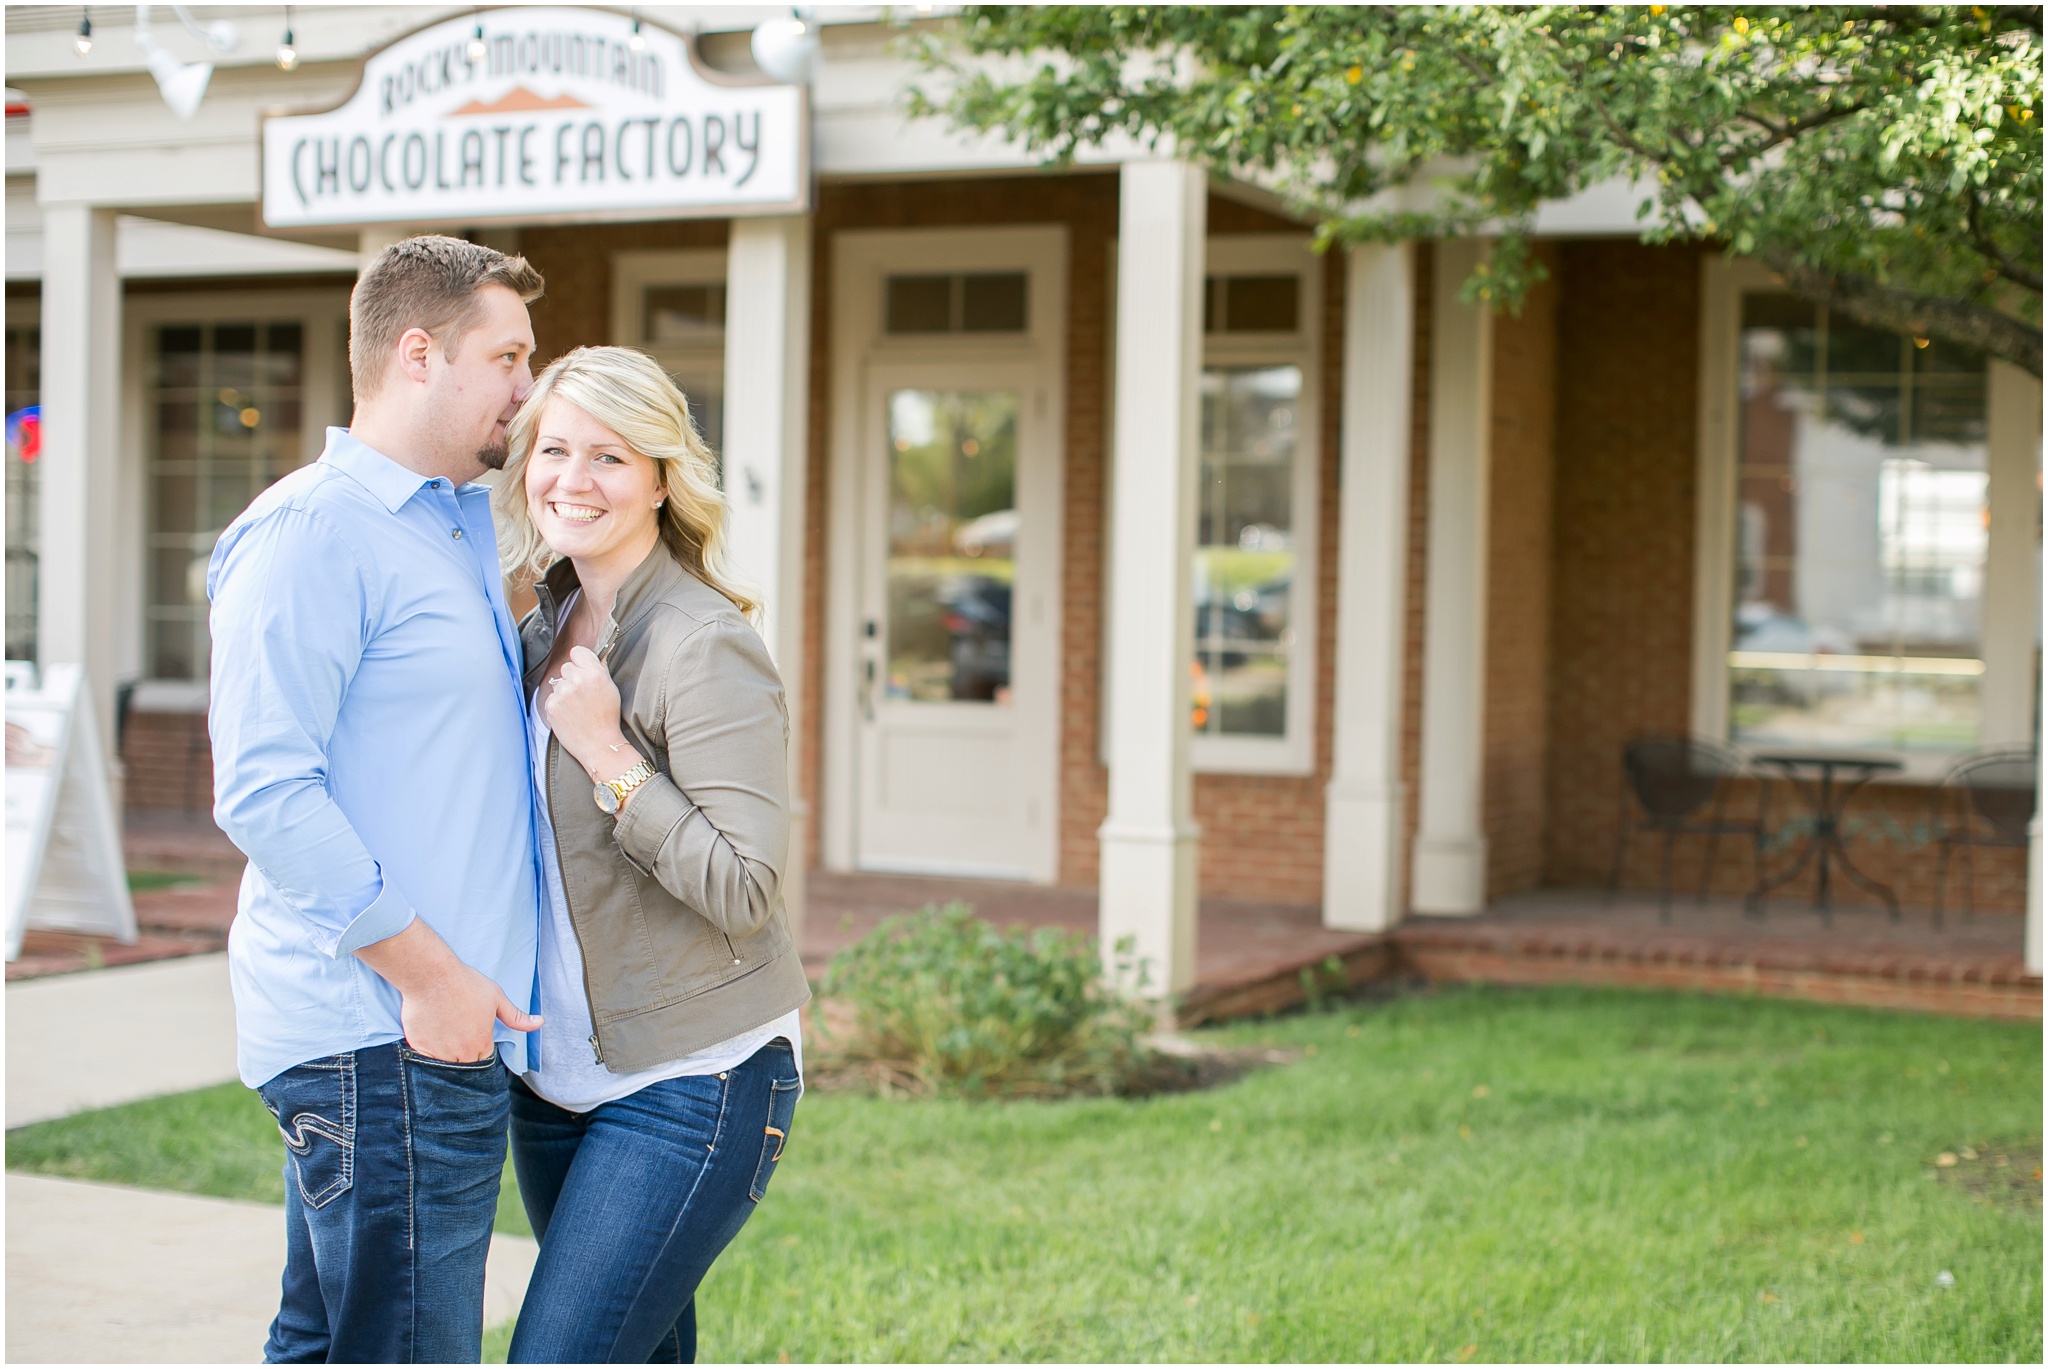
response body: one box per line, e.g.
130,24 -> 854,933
478,440 -> 510,472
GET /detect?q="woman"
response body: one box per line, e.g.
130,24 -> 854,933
494,346 -> 810,1363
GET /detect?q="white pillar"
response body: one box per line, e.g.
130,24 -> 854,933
1981,363 -> 2041,749
723,215 -> 814,944
37,203 -> 124,783
1099,160 -> 1206,997
1410,238 -> 1493,915
1323,243 -> 1417,933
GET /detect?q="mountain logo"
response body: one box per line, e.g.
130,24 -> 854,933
447,87 -> 591,117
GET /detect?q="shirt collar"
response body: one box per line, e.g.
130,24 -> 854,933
320,427 -> 448,514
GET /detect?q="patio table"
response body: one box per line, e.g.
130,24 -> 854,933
1746,750 -> 1904,925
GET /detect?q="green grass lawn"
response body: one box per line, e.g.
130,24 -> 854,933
8,986 -> 2040,1361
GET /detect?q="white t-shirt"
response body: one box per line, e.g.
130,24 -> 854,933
523,655 -> 800,1114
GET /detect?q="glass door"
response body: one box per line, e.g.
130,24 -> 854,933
855,363 -> 1056,878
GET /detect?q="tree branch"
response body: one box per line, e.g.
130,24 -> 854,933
1964,191 -> 2045,293
1760,250 -> 2042,376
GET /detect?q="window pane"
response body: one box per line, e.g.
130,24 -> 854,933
146,320 -> 310,680
1223,275 -> 1299,332
960,273 -> 1027,332
6,321 -> 40,662
885,276 -> 952,334
885,390 -> 1018,703
1729,296 -> 1989,764
1193,365 -> 1300,738
644,284 -> 725,343
885,274 -> 1030,335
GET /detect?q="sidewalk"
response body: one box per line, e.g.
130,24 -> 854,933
6,953 -> 240,1127
6,1174 -> 537,1363
6,954 -> 539,1362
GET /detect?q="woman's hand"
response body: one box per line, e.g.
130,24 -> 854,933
542,645 -> 641,783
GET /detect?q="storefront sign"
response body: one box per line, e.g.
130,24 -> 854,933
5,663 -> 137,962
261,7 -> 808,230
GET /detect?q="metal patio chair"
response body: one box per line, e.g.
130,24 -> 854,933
1931,748 -> 2037,929
1605,734 -> 1768,923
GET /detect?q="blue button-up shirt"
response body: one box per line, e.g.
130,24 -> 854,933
208,428 -> 538,1088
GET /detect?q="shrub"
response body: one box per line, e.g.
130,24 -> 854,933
815,902 -> 1159,1098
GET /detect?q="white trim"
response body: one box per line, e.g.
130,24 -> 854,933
1689,254 -> 1776,741
120,288 -> 354,689
1981,361 -> 2043,749
610,248 -> 729,355
822,225 -> 1068,881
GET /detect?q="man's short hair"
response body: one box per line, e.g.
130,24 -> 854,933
348,235 -> 545,400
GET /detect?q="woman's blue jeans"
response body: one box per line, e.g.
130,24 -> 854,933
506,1038 -> 801,1363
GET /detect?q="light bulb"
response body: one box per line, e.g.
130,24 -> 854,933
276,28 -> 297,70
629,20 -> 645,52
73,11 -> 92,56
466,24 -> 486,63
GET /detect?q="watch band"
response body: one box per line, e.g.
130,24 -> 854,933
596,758 -> 657,814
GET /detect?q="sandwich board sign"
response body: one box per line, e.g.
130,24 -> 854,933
259,6 -> 809,232
5,662 -> 137,961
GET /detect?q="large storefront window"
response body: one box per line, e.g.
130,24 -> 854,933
147,321 -> 307,680
4,311 -> 37,663
1730,295 -> 1989,760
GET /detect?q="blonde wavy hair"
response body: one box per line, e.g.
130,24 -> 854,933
496,346 -> 756,619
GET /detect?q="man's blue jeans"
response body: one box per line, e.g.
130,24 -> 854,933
256,1041 -> 509,1363
506,1038 -> 802,1363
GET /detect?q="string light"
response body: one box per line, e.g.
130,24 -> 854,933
466,20 -> 487,64
73,8 -> 93,57
275,5 -> 297,70
628,13 -> 645,53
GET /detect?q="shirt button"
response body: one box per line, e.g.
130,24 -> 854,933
452,528 -> 464,540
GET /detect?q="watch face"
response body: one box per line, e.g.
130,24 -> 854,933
593,782 -> 619,815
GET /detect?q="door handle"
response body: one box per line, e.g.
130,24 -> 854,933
861,658 -> 876,722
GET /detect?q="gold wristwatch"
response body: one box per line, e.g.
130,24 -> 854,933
592,758 -> 656,816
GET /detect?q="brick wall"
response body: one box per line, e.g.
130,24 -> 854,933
122,709 -> 212,815
1543,241 -> 1704,892
1483,245 -> 1559,900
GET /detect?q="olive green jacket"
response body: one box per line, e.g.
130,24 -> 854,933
520,548 -> 810,1075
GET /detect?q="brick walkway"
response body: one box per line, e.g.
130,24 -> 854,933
14,816 -> 2038,1021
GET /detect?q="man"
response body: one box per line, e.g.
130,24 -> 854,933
209,236 -> 546,1363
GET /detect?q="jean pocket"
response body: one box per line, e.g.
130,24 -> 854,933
397,1043 -> 502,1071
749,1077 -> 802,1203
258,1055 -> 356,1210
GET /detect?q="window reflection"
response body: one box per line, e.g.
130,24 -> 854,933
1193,365 -> 1299,737
885,390 -> 1018,703
147,321 -> 307,681
1730,296 -> 1989,762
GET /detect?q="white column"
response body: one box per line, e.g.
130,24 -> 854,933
37,203 -> 124,783
723,214 -> 814,943
1323,243 -> 1416,933
1409,238 -> 1493,915
1981,362 -> 2041,749
1099,160 -> 1206,997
